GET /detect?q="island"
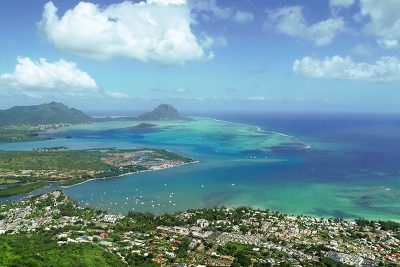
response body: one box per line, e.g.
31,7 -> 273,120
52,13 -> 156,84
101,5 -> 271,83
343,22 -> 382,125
136,104 -> 190,121
0,148 -> 195,197
0,191 -> 399,266
128,123 -> 158,129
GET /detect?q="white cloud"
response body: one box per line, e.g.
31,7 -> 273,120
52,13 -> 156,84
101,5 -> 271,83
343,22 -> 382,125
264,6 -> 345,46
200,34 -> 226,49
189,0 -> 232,20
189,0 -> 253,24
0,57 -> 97,91
104,90 -> 129,99
293,55 -> 400,82
351,44 -> 373,56
148,0 -> 186,5
173,86 -> 189,94
39,1 -> 211,65
247,96 -> 270,101
329,0 -> 355,8
0,57 -> 129,99
233,11 -> 254,23
359,0 -> 400,49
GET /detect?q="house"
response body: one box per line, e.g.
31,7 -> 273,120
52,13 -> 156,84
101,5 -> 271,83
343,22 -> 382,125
197,219 -> 209,228
153,257 -> 167,264
100,232 -> 108,238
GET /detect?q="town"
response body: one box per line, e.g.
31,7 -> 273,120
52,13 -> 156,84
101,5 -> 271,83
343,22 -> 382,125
0,191 -> 399,266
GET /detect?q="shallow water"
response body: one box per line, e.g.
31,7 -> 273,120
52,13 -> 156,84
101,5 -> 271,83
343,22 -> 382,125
1,114 -> 399,221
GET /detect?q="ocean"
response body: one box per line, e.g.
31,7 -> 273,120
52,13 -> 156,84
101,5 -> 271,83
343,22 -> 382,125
1,113 -> 399,221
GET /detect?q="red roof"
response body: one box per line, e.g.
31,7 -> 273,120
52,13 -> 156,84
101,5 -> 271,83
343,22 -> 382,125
152,257 -> 167,263
100,232 -> 108,237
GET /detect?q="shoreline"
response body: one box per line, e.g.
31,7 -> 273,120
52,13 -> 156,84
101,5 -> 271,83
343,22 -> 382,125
60,160 -> 199,189
0,161 -> 199,200
1,117 -> 397,222
2,159 -> 400,223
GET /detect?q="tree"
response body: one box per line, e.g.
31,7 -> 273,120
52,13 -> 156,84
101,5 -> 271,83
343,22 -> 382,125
234,251 -> 251,267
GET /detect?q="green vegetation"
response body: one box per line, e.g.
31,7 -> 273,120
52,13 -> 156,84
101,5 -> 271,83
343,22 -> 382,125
218,242 -> 253,267
303,258 -> 352,266
378,220 -> 400,231
0,148 -> 192,171
0,233 -> 125,267
0,178 -> 19,184
0,182 -> 50,197
33,146 -> 69,151
123,253 -> 158,266
356,218 -> 400,239
118,211 -> 186,232
0,150 -> 108,171
129,123 -> 158,129
0,125 -> 51,143
0,102 -> 92,127
0,148 -> 194,196
1,192 -> 399,266
147,148 -> 195,163
0,102 -> 93,143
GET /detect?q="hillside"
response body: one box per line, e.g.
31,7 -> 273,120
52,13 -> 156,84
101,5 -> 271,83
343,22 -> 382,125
136,104 -> 185,120
0,102 -> 92,126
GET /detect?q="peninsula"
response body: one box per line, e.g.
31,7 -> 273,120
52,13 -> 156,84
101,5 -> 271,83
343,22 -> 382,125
0,148 -> 195,197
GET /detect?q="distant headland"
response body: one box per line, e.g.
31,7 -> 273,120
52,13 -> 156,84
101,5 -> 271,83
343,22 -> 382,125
0,102 -> 189,143
0,102 -> 92,127
0,102 -> 188,127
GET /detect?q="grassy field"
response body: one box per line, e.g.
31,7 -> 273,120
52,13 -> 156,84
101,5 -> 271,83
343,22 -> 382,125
0,233 -> 125,267
0,150 -> 110,171
0,178 -> 19,184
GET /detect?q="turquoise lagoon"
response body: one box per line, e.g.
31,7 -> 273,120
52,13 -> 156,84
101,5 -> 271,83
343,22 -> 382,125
0,115 -> 399,221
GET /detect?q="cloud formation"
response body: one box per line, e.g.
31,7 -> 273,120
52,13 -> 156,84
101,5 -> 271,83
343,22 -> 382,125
265,6 -> 345,46
247,96 -> 270,101
329,0 -> 355,8
0,57 -> 127,99
293,56 -> 400,82
0,57 -> 97,91
359,0 -> 400,49
103,90 -> 129,99
233,11 -> 254,23
189,0 -> 253,24
173,86 -> 189,94
190,0 -> 232,20
39,1 -> 211,65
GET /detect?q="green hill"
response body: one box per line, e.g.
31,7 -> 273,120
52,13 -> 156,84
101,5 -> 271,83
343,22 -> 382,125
0,102 -> 92,126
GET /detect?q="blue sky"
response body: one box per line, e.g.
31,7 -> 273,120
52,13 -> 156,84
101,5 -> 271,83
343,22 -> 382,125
0,0 -> 400,114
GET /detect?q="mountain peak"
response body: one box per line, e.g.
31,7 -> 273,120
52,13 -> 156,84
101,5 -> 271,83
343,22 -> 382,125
137,104 -> 183,121
154,104 -> 178,112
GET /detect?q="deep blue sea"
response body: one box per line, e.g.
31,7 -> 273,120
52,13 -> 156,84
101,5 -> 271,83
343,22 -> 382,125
1,113 -> 399,221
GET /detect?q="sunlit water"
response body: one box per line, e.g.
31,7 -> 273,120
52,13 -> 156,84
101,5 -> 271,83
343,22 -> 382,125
1,114 -> 399,221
